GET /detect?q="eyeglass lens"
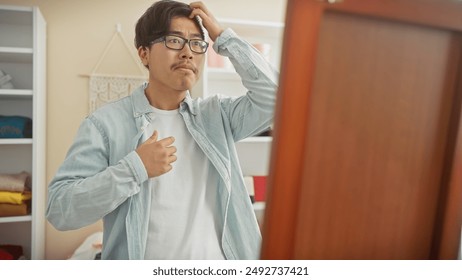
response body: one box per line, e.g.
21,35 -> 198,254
165,35 -> 208,53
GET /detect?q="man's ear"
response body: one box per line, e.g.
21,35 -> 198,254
138,46 -> 149,67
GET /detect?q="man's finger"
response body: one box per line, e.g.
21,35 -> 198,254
189,7 -> 207,20
189,4 -> 222,41
149,130 -> 158,142
189,1 -> 209,14
158,136 -> 175,146
189,3 -> 211,21
168,155 -> 178,163
166,146 -> 177,155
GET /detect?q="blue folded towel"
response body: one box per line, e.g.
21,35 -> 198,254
0,116 -> 32,138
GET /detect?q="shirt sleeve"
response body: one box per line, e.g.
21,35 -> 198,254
213,28 -> 280,141
46,116 -> 146,230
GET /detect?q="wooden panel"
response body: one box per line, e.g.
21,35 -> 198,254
293,12 -> 459,259
261,0 -> 462,260
431,37 -> 462,259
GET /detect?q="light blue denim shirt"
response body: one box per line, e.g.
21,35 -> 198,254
46,28 -> 279,260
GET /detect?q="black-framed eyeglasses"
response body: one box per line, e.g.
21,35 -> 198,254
150,35 -> 209,54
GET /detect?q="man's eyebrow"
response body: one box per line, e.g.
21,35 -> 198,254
168,30 -> 202,38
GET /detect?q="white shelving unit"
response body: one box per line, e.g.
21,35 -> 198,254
191,18 -> 283,226
236,136 -> 272,226
236,136 -> 272,176
192,18 -> 284,99
0,5 -> 46,260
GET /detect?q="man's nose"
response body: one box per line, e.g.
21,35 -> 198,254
179,44 -> 194,59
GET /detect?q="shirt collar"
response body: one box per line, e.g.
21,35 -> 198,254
131,83 -> 196,117
182,91 -> 196,115
131,83 -> 152,117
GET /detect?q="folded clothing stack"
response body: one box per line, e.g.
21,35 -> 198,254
0,70 -> 14,89
0,245 -> 24,260
0,115 -> 33,138
0,171 -> 32,217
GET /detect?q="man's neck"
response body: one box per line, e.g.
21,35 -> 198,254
145,83 -> 187,110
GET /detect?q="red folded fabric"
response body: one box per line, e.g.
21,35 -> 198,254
0,248 -> 14,260
253,176 -> 267,202
0,245 -> 23,260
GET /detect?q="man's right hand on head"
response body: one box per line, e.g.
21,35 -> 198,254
136,130 -> 177,178
189,1 -> 224,42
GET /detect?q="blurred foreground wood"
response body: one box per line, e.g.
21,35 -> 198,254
262,0 -> 462,260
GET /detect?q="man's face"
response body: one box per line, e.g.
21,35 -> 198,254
140,16 -> 206,93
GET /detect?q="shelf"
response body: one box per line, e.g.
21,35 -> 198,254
196,17 -> 284,100
0,7 -> 34,49
219,18 -> 284,38
0,6 -> 33,25
236,137 -> 272,176
0,47 -> 33,53
220,18 -> 284,28
0,215 -> 32,223
0,47 -> 33,63
239,136 -> 272,143
253,202 -> 266,211
0,139 -> 33,145
0,89 -> 33,98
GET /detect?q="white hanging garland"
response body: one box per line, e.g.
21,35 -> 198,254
89,74 -> 146,113
86,24 -> 147,113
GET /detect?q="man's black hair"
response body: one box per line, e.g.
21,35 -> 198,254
135,0 -> 205,49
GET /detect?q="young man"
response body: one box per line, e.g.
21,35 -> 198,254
46,0 -> 278,260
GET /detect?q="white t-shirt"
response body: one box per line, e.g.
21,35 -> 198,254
143,106 -> 225,260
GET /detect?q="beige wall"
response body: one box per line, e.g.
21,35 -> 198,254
0,0 -> 286,259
